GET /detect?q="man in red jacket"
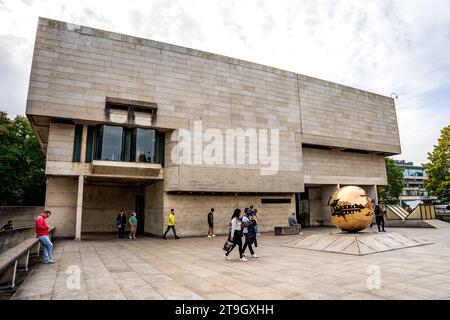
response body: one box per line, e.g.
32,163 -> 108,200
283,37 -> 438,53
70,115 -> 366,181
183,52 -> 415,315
36,210 -> 54,264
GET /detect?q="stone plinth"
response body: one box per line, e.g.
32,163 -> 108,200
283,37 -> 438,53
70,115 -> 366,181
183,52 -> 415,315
282,231 -> 433,255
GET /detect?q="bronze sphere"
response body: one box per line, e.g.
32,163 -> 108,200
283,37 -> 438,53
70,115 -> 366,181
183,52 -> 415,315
328,186 -> 374,232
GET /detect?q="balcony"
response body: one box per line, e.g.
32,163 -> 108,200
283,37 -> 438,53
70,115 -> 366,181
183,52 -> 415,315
91,160 -> 163,179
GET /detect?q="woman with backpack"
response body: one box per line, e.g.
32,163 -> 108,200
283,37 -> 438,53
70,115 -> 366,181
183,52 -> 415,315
224,208 -> 247,261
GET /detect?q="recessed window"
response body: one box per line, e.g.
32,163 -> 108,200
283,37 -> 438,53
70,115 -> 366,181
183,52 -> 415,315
74,124 -> 164,164
136,128 -> 155,162
101,125 -> 123,161
261,198 -> 291,204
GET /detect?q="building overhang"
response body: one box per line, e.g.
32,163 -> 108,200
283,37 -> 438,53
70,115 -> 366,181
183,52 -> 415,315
91,160 -> 162,177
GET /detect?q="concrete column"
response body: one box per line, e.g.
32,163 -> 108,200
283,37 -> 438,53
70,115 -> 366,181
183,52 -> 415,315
361,185 -> 378,204
75,125 -> 88,241
321,184 -> 340,226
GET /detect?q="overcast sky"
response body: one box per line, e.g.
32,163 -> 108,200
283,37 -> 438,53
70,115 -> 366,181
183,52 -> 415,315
0,0 -> 449,165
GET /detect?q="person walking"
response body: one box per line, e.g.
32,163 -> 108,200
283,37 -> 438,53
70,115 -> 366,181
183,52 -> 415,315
163,209 -> 180,239
207,208 -> 216,237
35,210 -> 54,264
129,212 -> 138,239
253,209 -> 261,235
374,205 -> 386,232
224,208 -> 246,261
116,210 -> 127,239
242,210 -> 258,258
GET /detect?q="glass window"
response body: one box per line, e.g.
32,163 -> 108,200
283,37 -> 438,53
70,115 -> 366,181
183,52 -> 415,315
85,126 -> 95,163
403,168 -> 424,177
101,125 -> 123,161
73,125 -> 83,162
136,128 -> 155,162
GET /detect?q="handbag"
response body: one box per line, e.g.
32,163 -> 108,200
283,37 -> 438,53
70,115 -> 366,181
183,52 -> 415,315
223,240 -> 234,252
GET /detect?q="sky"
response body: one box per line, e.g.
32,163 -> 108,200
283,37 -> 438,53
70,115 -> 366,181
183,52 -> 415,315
0,0 -> 449,165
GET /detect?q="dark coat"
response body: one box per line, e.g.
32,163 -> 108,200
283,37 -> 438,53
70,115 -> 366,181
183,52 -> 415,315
207,212 -> 214,225
116,214 -> 127,228
244,218 -> 257,244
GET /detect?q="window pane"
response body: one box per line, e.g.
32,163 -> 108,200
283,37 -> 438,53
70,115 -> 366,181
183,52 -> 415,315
72,125 -> 83,162
101,125 -> 123,161
85,126 -> 95,163
136,128 -> 155,163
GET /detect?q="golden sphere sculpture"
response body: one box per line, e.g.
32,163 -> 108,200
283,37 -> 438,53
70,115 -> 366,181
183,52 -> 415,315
328,186 -> 374,233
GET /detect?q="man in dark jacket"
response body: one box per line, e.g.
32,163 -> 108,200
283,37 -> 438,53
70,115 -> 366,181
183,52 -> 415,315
207,208 -> 215,237
374,205 -> 385,232
242,211 -> 258,258
116,210 -> 127,239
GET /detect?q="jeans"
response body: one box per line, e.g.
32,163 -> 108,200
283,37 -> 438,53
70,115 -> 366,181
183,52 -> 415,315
38,235 -> 53,262
163,226 -> 178,238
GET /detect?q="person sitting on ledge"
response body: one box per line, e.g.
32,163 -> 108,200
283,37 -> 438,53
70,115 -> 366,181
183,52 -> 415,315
288,213 -> 299,226
0,220 -> 13,231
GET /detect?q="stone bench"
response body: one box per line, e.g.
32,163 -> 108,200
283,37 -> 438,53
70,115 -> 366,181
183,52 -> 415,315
0,227 -> 54,290
274,225 -> 302,235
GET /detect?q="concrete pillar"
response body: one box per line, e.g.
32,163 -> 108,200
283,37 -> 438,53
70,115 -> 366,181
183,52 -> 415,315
75,125 -> 88,241
321,184 -> 340,226
361,185 -> 378,204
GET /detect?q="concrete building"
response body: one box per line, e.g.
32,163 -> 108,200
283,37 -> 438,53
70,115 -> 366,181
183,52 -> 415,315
26,18 -> 401,239
394,160 -> 436,208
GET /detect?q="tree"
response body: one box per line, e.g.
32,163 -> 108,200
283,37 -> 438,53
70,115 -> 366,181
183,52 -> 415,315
423,125 -> 450,203
377,158 -> 404,205
0,112 -> 46,206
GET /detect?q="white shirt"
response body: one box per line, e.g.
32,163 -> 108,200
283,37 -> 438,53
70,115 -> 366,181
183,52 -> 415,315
230,217 -> 241,236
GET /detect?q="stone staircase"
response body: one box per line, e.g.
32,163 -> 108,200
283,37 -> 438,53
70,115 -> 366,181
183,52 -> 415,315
387,205 -> 410,220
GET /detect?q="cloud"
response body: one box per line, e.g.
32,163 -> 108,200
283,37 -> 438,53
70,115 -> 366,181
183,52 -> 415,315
0,35 -> 30,116
0,0 -> 448,165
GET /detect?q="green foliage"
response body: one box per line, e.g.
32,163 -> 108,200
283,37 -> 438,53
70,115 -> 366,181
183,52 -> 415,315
0,112 -> 46,205
377,158 -> 404,205
423,125 -> 450,203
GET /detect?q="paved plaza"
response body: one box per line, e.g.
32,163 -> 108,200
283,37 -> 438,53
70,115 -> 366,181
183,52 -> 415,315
12,226 -> 450,300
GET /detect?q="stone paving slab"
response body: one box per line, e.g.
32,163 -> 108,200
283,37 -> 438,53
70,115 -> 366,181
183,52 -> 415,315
10,227 -> 450,300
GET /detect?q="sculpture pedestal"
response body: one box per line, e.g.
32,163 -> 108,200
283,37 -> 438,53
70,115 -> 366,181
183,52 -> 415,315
282,231 -> 432,256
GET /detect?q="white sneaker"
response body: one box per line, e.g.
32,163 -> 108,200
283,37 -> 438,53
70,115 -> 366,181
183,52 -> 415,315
224,254 -> 231,261
128,235 -> 132,239
207,235 -> 211,237
240,257 -> 248,262
256,233 -> 261,236
252,254 -> 258,258
212,234 -> 216,237
48,259 -> 55,264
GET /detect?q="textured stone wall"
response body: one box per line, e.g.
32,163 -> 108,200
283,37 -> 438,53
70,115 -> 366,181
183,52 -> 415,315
0,206 -> 44,228
298,75 -> 401,154
144,181 -> 165,235
44,176 -> 78,237
303,148 -> 387,185
161,193 -> 295,237
46,123 -> 74,162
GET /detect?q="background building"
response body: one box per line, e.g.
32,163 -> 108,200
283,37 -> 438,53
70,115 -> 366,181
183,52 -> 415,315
394,160 -> 437,208
26,18 -> 401,239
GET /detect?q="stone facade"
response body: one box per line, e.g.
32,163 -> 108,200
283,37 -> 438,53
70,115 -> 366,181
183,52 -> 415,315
26,18 -> 401,238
